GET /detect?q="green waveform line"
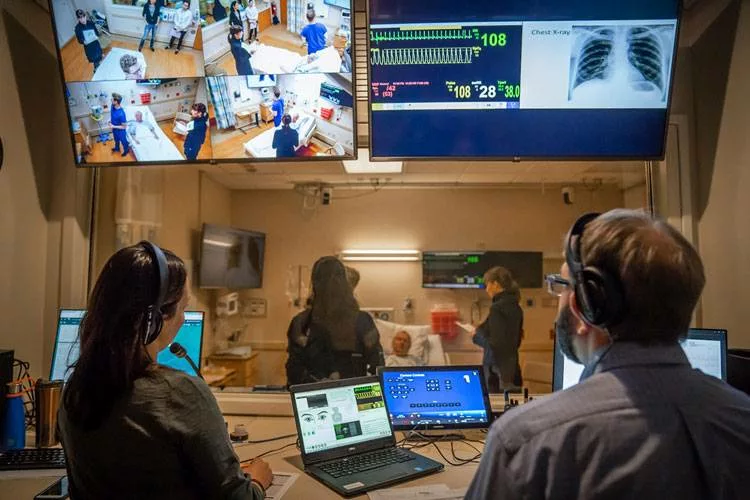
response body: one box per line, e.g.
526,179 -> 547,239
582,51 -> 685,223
370,29 -> 475,44
370,47 -> 475,66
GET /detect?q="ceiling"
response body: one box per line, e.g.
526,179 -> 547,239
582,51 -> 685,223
201,160 -> 647,191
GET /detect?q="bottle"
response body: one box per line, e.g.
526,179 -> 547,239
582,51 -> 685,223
2,382 -> 26,450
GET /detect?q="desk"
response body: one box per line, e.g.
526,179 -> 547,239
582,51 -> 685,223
208,353 -> 259,387
235,106 -> 261,134
0,416 -> 483,499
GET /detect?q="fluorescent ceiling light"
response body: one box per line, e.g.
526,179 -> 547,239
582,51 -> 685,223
343,149 -> 403,174
340,249 -> 421,262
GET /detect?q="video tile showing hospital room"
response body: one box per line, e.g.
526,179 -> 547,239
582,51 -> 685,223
67,78 -> 212,164
200,0 -> 351,76
207,73 -> 354,159
50,0 -> 205,82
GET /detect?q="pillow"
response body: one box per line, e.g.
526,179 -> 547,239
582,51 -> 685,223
374,319 -> 431,365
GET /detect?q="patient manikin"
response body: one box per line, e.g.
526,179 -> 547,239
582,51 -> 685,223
120,54 -> 144,80
385,331 -> 422,367
126,111 -> 159,145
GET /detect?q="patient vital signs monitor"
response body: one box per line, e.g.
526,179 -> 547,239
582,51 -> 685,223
368,0 -> 681,159
553,328 -> 728,391
50,309 -> 205,381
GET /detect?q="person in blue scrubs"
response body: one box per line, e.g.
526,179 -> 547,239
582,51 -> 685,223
74,10 -> 103,72
271,88 -> 284,128
272,114 -> 298,158
300,10 -> 327,55
109,93 -> 129,157
228,26 -> 254,75
184,103 -> 208,160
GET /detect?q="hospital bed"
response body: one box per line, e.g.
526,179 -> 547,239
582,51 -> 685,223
244,43 -> 342,75
243,112 -> 317,158
124,105 -> 184,162
93,47 -> 147,81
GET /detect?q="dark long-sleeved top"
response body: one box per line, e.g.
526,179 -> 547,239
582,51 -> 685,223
286,309 -> 384,385
466,341 -> 750,499
74,21 -> 102,64
57,368 -> 264,500
472,291 -> 523,386
229,37 -> 253,75
141,3 -> 161,25
272,126 -> 298,158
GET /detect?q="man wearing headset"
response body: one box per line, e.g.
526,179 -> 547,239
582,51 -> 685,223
466,209 -> 750,499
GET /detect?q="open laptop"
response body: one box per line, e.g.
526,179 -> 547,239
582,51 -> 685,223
378,366 -> 492,431
553,327 -> 728,391
50,309 -> 205,381
289,376 -> 444,497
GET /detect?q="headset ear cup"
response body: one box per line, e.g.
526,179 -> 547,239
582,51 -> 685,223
580,268 -> 609,326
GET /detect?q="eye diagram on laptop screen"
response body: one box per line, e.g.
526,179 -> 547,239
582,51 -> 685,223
294,382 -> 392,455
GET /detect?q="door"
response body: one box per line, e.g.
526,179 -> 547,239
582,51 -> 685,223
52,0 -> 78,47
280,0 -> 287,25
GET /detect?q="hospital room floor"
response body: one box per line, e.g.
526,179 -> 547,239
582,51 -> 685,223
210,121 -> 328,159
61,37 -> 205,82
210,24 -> 306,76
83,121 -> 213,164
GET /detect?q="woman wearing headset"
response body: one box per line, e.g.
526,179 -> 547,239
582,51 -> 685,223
57,242 -> 272,499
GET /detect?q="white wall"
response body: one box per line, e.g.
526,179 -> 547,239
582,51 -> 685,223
696,0 -> 750,347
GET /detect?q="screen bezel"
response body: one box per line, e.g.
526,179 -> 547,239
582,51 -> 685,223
198,223 -> 266,289
365,0 -> 684,162
421,250 -> 544,289
45,0 -> 359,167
377,365 -> 493,431
685,328 -> 728,381
289,376 -> 396,465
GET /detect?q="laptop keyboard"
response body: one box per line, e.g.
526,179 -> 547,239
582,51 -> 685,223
0,448 -> 67,471
319,448 -> 416,478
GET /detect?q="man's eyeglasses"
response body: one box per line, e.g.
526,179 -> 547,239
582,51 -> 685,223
545,274 -> 571,297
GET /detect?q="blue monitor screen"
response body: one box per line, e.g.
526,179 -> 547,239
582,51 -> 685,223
51,310 -> 205,381
368,0 -> 681,159
380,367 -> 491,429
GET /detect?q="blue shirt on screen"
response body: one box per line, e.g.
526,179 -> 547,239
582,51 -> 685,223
272,98 -> 284,127
301,22 -> 327,54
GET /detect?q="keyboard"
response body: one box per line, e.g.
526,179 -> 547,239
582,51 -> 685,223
0,448 -> 67,471
318,447 -> 415,478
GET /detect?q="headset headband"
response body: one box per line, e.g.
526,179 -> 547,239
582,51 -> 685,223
140,241 -> 169,345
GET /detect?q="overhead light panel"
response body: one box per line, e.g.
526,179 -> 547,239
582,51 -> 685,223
343,149 -> 402,174
340,249 -> 420,262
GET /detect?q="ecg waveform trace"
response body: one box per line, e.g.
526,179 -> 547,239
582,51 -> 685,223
370,47 -> 476,66
370,28 -> 476,44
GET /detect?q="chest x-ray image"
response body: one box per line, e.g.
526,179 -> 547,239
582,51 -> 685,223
568,24 -> 676,107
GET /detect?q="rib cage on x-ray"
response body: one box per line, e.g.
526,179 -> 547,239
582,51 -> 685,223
570,26 -> 671,101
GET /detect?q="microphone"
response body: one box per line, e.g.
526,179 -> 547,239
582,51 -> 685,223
169,342 -> 204,379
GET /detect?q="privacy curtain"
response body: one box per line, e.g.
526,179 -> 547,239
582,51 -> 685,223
207,76 -> 237,130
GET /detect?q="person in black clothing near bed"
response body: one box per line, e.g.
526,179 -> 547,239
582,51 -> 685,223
228,25 -> 254,75
74,9 -> 103,73
472,266 -> 524,392
271,114 -> 298,158
286,256 -> 385,385
184,102 -> 208,160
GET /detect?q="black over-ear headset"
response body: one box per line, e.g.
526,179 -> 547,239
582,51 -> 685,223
140,241 -> 169,346
565,213 -> 625,329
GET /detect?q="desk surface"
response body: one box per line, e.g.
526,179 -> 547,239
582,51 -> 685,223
0,415 -> 484,499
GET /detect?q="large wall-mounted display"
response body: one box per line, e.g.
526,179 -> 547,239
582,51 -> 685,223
367,0 -> 681,160
48,0 -> 355,166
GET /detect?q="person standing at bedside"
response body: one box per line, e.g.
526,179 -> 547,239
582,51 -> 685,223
109,93 -> 130,158
472,266 -> 524,393
286,256 -> 384,385
271,114 -> 298,158
57,242 -> 272,499
229,26 -> 254,75
184,102 -> 209,160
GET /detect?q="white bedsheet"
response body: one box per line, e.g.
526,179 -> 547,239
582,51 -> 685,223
243,113 -> 317,158
123,105 -> 184,162
93,47 -> 148,81
245,44 -> 342,75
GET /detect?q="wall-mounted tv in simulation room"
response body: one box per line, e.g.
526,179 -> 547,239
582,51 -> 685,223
199,223 -> 266,289
422,251 -> 544,289
47,0 -> 356,166
367,0 -> 681,160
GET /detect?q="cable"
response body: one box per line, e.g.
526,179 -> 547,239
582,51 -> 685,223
13,359 -> 36,429
232,433 -> 298,448
240,439 -> 299,464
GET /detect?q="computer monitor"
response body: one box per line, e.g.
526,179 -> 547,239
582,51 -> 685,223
378,366 -> 492,430
290,377 -> 394,459
552,328 -> 728,391
50,309 -> 205,381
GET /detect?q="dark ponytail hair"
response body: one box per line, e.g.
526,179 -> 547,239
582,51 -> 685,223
63,243 -> 186,430
282,114 -> 292,128
484,266 -> 520,299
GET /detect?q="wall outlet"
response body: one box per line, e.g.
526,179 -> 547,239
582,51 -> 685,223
245,298 -> 267,318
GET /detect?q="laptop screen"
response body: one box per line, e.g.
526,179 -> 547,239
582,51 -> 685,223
379,366 -> 491,430
553,327 -> 728,391
50,309 -> 205,381
292,380 -> 393,455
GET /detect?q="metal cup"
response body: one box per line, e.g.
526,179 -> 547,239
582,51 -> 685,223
35,380 -> 63,448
